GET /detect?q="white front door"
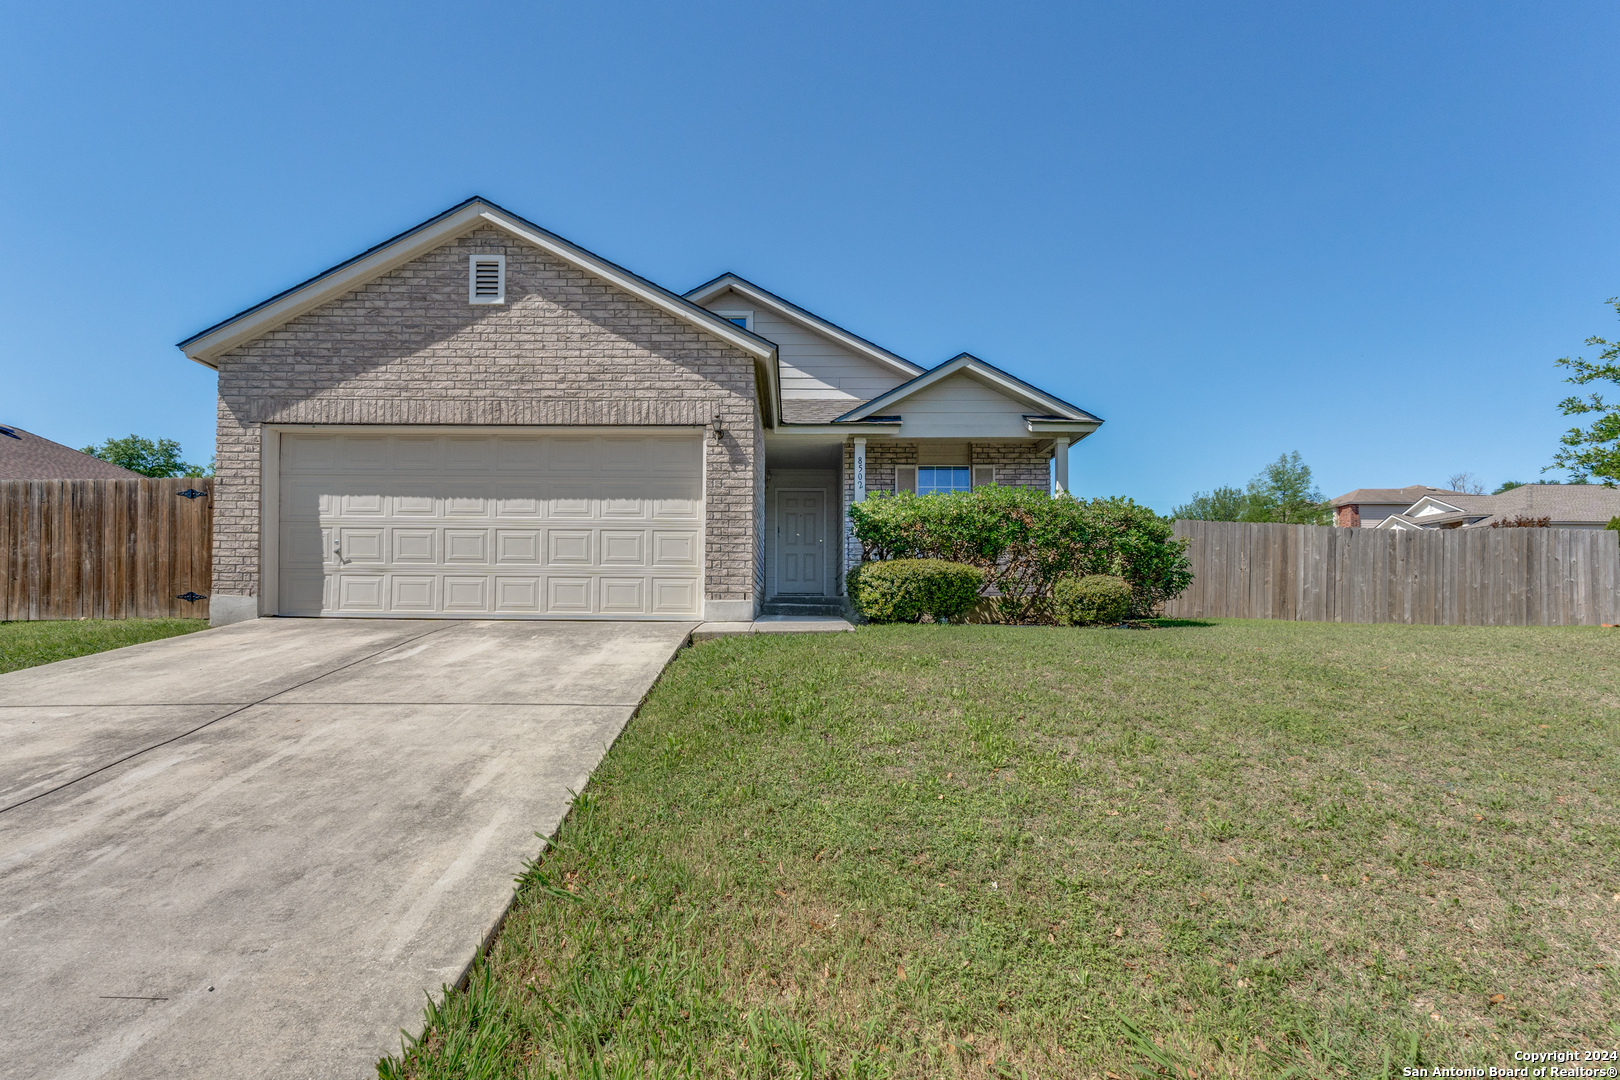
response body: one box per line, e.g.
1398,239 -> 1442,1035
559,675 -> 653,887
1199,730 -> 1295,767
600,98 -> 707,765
775,488 -> 825,596
277,431 -> 704,619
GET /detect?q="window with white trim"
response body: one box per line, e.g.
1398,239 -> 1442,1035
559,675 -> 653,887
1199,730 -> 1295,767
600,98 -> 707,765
917,466 -> 972,495
716,310 -> 752,330
469,255 -> 505,304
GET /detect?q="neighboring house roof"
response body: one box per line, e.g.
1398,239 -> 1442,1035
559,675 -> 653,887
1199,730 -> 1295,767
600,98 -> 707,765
1371,485 -> 1620,529
684,273 -> 924,380
0,425 -> 142,480
834,352 -> 1102,429
1330,485 -> 1464,508
176,197 -> 784,425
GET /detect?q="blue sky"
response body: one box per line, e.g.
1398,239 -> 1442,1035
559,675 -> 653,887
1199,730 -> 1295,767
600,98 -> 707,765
2,1 -> 1616,511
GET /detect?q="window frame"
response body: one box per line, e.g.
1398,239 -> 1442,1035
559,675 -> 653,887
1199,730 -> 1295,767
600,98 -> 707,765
916,465 -> 972,495
715,309 -> 753,330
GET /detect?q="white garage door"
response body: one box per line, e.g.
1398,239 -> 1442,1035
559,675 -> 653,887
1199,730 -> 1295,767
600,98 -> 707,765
277,431 -> 704,618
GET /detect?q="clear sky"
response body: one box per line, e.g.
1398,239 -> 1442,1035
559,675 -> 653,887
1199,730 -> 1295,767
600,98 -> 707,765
2,1 -> 1616,511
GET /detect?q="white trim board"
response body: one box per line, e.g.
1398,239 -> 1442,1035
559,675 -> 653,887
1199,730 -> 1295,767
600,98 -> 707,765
177,199 -> 783,427
685,273 -> 923,379
838,352 -> 1101,425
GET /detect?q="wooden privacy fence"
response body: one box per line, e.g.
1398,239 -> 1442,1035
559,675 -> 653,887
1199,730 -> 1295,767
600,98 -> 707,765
0,479 -> 213,621
1163,519 -> 1620,626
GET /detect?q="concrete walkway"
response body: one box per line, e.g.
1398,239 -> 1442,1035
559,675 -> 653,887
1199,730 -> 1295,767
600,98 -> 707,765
0,617 -> 694,1079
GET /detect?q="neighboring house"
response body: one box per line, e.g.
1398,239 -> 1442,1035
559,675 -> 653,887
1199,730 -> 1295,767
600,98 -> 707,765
1328,485 -> 1465,528
1373,485 -> 1620,531
177,197 -> 1101,626
0,424 -> 142,480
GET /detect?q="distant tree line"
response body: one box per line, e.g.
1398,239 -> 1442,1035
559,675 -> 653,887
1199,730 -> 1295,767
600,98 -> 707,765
1172,451 -> 1330,525
81,435 -> 211,478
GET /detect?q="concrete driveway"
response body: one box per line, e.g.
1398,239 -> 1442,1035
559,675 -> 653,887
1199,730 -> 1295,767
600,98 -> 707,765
0,617 -> 694,1079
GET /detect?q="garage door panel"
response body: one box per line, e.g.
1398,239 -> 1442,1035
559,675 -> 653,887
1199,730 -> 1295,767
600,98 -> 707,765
494,530 -> 542,564
445,437 -> 496,471
338,529 -> 385,563
548,439 -> 595,473
651,531 -> 699,567
601,531 -> 646,565
389,576 -> 437,612
548,530 -> 593,565
392,436 -> 442,471
495,438 -> 546,471
444,529 -> 490,563
393,530 -> 438,563
600,578 -> 646,613
339,437 -> 390,470
546,577 -> 594,613
443,576 -> 491,611
337,575 -> 386,611
494,577 -> 542,612
279,432 -> 702,618
391,492 -> 438,517
652,578 -> 699,614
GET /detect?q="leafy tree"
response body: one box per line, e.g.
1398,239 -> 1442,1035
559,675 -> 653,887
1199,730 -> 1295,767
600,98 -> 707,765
81,435 -> 209,478
1493,480 -> 1527,493
1241,451 -> 1329,524
1550,298 -> 1620,486
1172,485 -> 1248,521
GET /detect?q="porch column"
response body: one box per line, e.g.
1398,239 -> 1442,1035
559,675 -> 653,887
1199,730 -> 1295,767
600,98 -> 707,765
853,437 -> 867,503
1052,437 -> 1070,495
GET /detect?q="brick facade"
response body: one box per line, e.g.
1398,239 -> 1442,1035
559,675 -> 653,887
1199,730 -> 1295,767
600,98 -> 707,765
213,225 -> 762,612
1335,503 -> 1361,528
839,438 -> 1052,578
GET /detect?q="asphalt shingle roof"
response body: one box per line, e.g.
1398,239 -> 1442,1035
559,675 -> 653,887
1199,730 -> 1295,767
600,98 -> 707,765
0,425 -> 143,480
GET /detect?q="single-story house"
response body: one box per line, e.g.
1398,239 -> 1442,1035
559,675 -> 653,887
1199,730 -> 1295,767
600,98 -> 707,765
1328,485 -> 1465,528
1371,485 -> 1620,531
0,424 -> 142,480
178,198 -> 1101,626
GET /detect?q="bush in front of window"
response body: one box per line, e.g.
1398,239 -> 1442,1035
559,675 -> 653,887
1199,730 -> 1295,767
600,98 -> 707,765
1052,574 -> 1133,626
848,558 -> 985,624
848,486 -> 1191,623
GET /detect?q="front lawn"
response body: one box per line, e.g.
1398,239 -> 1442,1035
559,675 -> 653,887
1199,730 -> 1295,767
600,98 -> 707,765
0,618 -> 206,674
383,621 -> 1620,1079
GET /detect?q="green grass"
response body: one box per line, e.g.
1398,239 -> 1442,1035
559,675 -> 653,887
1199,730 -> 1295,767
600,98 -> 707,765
0,618 -> 206,673
381,620 -> 1620,1079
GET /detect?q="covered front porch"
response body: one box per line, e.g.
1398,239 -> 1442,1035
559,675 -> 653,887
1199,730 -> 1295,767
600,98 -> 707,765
759,428 -> 1079,613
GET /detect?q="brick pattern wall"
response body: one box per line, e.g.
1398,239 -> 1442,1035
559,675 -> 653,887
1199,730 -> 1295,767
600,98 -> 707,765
971,441 -> 1052,491
838,438 -> 1053,576
213,224 -> 762,605
1335,503 -> 1361,528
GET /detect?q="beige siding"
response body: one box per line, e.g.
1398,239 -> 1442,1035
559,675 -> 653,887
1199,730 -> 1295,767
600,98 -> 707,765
891,372 -> 1034,438
703,288 -> 908,406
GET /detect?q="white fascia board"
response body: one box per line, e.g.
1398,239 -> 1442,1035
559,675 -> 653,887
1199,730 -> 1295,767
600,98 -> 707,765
773,423 -> 901,436
179,204 -> 489,368
1025,418 -> 1101,436
177,205 -> 781,415
686,274 -> 923,378
1405,496 -> 1466,517
841,354 -> 1098,423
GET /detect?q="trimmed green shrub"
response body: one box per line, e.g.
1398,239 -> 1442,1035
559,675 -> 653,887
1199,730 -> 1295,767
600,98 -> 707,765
849,486 -> 1191,623
1053,574 -> 1133,626
849,559 -> 985,624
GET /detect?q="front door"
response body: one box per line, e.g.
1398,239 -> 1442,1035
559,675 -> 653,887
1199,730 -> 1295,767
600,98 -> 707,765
775,489 -> 825,595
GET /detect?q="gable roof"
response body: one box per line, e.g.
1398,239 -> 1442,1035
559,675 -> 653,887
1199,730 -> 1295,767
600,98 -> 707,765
0,425 -> 143,480
177,197 -> 783,425
683,273 -> 924,380
834,352 -> 1101,428
1330,485 -> 1464,508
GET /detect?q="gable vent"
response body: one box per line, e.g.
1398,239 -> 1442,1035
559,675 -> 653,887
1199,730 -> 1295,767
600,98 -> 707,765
469,254 -> 506,304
